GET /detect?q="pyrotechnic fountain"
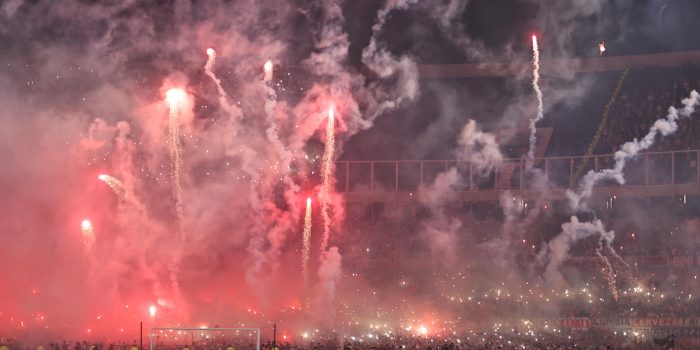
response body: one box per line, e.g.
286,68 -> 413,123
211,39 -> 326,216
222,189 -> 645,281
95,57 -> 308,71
319,106 -> 335,252
302,197 -> 313,291
261,59 -> 287,164
165,88 -> 186,239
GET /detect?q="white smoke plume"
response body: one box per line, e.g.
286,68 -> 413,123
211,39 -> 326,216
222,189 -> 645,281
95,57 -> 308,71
526,35 -> 544,170
419,120 -> 502,266
568,90 -> 700,211
361,0 -> 420,121
455,119 -> 503,176
300,0 -> 421,314
0,0 -> 427,335
538,91 -> 700,292
539,216 -> 615,290
203,48 -> 242,123
418,168 -> 463,266
3,0 -> 689,341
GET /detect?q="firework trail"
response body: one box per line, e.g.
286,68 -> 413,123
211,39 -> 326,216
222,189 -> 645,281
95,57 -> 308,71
204,48 -> 237,117
98,174 -> 126,201
261,59 -> 287,161
319,107 -> 336,252
166,88 -> 186,239
526,35 -> 544,171
81,219 -> 95,251
302,197 -> 313,288
263,60 -> 273,82
568,90 -> 700,211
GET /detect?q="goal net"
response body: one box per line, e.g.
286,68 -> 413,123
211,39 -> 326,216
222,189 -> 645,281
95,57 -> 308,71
149,327 -> 261,350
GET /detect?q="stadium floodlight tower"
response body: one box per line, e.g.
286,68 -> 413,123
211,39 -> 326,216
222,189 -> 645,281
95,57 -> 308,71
149,327 -> 261,350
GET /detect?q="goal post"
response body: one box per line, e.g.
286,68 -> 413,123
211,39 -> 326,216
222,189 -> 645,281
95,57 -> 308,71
149,327 -> 261,350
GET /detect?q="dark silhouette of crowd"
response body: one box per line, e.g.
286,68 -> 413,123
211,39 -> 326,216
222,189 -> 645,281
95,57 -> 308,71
597,67 -> 700,154
1,332 -> 682,350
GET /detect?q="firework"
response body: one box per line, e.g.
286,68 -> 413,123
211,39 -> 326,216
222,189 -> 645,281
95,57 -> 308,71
81,219 -> 93,235
599,42 -> 606,55
166,88 -> 186,238
149,305 -> 156,318
81,219 -> 95,249
302,197 -> 313,288
206,48 -> 215,61
204,48 -> 218,86
526,35 -> 544,170
204,49 -> 226,97
262,59 -> 285,158
204,48 -> 236,113
319,106 -> 335,252
263,60 -> 273,82
98,174 -> 126,201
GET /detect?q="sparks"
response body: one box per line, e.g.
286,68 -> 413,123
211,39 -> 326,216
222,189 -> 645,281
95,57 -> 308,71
599,42 -> 606,55
98,174 -> 127,201
302,197 -> 313,289
149,305 -> 156,318
165,88 -> 187,107
166,88 -> 186,239
319,106 -> 336,252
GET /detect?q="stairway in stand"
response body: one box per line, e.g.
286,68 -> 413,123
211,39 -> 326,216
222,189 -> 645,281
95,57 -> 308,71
495,127 -> 553,190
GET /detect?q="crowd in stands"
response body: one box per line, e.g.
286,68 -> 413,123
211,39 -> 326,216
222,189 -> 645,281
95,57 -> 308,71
597,67 -> 700,154
1,331 -> 682,350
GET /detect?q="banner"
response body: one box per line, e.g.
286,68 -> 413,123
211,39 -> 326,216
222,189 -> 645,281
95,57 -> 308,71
557,317 -> 700,338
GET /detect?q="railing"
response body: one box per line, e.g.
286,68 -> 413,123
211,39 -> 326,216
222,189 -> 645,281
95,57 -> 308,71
335,149 -> 700,193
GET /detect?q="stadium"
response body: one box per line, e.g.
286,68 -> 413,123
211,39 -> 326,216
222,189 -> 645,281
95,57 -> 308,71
1,0 -> 700,349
